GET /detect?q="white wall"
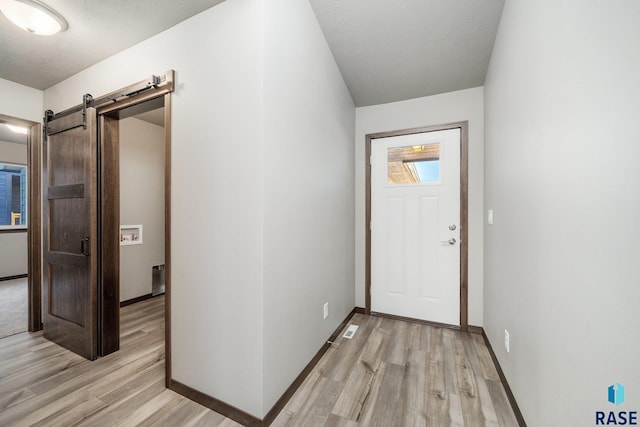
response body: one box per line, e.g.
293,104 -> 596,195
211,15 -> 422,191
262,0 -> 355,412
484,0 -> 640,425
119,117 -> 165,302
0,233 -> 27,277
0,141 -> 28,164
45,0 -> 265,416
355,87 -> 484,326
0,78 -> 43,123
44,0 -> 355,419
0,77 -> 42,279
0,139 -> 28,277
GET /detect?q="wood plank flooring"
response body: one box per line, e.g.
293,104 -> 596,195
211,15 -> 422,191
0,296 -> 241,427
0,297 -> 518,426
272,314 -> 519,427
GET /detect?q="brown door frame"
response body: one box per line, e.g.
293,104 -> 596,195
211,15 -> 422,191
95,71 -> 174,359
365,121 -> 469,331
0,113 -> 42,332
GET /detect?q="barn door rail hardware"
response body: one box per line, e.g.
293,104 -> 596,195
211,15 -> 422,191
43,71 -> 174,121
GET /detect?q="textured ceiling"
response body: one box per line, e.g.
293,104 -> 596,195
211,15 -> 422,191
0,0 -> 505,107
309,0 -> 505,106
0,0 -> 225,90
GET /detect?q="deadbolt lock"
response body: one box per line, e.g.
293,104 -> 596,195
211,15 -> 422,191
449,224 -> 457,231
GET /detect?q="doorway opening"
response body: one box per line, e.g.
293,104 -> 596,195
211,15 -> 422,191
37,72 -> 173,376
116,101 -> 166,307
0,114 -> 41,340
365,121 -> 468,331
97,96 -> 170,385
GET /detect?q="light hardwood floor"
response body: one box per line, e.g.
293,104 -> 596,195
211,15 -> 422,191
0,297 -> 519,426
0,296 -> 241,427
272,314 -> 519,427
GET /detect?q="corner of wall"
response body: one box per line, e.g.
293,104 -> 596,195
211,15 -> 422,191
261,0 -> 355,416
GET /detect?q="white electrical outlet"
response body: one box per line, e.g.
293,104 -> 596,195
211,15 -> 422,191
323,302 -> 329,319
504,329 -> 510,353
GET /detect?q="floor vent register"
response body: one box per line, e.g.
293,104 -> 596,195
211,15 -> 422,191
342,324 -> 359,339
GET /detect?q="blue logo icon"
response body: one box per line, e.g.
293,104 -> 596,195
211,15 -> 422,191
609,383 -> 625,406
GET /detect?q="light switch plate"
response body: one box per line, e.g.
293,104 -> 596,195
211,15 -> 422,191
488,209 -> 494,225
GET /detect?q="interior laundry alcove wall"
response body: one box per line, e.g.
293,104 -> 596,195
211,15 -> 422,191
119,112 -> 165,302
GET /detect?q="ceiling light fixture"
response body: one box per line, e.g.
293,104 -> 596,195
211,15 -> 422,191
6,124 -> 28,134
0,0 -> 68,36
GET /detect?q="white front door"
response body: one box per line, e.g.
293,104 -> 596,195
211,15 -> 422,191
371,128 -> 460,325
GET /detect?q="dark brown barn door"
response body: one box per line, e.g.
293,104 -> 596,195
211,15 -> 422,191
43,108 -> 98,360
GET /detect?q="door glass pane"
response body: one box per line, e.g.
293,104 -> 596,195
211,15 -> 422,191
387,143 -> 440,184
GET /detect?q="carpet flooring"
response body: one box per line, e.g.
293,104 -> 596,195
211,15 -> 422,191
0,277 -> 27,339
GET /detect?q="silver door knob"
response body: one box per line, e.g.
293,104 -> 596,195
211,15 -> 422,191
449,224 -> 457,231
448,238 -> 456,245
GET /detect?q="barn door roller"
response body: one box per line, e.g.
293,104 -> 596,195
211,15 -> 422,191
43,72 -> 171,121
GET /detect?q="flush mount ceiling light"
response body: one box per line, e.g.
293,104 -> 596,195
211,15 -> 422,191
0,0 -> 68,36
